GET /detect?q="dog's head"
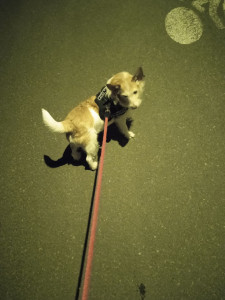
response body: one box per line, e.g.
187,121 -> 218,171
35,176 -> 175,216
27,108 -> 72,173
106,67 -> 145,109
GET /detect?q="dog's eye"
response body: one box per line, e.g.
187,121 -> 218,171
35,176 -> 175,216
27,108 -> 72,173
122,95 -> 128,98
133,91 -> 138,94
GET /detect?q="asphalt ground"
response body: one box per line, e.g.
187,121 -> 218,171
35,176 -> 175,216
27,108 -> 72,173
0,0 -> 225,299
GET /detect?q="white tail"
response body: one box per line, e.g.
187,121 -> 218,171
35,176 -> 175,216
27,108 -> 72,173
42,108 -> 65,133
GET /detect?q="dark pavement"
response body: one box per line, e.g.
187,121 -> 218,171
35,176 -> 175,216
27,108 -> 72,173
1,0 -> 225,299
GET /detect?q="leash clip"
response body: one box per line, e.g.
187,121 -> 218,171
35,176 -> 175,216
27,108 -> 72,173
104,104 -> 111,118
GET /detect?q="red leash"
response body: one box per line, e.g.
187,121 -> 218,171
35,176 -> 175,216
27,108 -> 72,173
81,116 -> 109,300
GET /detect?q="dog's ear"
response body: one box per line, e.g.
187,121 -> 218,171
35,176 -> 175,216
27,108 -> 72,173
106,84 -> 120,95
132,67 -> 145,81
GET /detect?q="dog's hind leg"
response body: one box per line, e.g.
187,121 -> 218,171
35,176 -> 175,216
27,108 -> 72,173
84,131 -> 99,171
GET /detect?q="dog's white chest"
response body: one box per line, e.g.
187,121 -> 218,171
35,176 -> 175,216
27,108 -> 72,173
89,108 -> 105,133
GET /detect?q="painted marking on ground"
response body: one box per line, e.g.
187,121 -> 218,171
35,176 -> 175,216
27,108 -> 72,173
165,7 -> 203,44
192,0 -> 225,29
165,0 -> 225,44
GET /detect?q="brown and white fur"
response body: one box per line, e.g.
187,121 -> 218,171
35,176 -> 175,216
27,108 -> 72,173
42,67 -> 145,170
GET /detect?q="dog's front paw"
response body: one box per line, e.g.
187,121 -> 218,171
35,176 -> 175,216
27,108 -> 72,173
128,131 -> 135,138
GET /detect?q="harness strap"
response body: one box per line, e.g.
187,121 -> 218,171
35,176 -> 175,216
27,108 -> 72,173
95,86 -> 128,120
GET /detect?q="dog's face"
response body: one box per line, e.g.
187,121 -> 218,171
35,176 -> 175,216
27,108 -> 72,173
107,67 -> 145,109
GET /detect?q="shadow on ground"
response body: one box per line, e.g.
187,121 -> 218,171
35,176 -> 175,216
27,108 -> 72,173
43,121 -> 133,170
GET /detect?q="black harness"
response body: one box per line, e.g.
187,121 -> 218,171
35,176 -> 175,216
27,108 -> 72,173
95,86 -> 128,121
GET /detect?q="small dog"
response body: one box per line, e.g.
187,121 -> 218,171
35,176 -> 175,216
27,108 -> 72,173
42,67 -> 145,170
